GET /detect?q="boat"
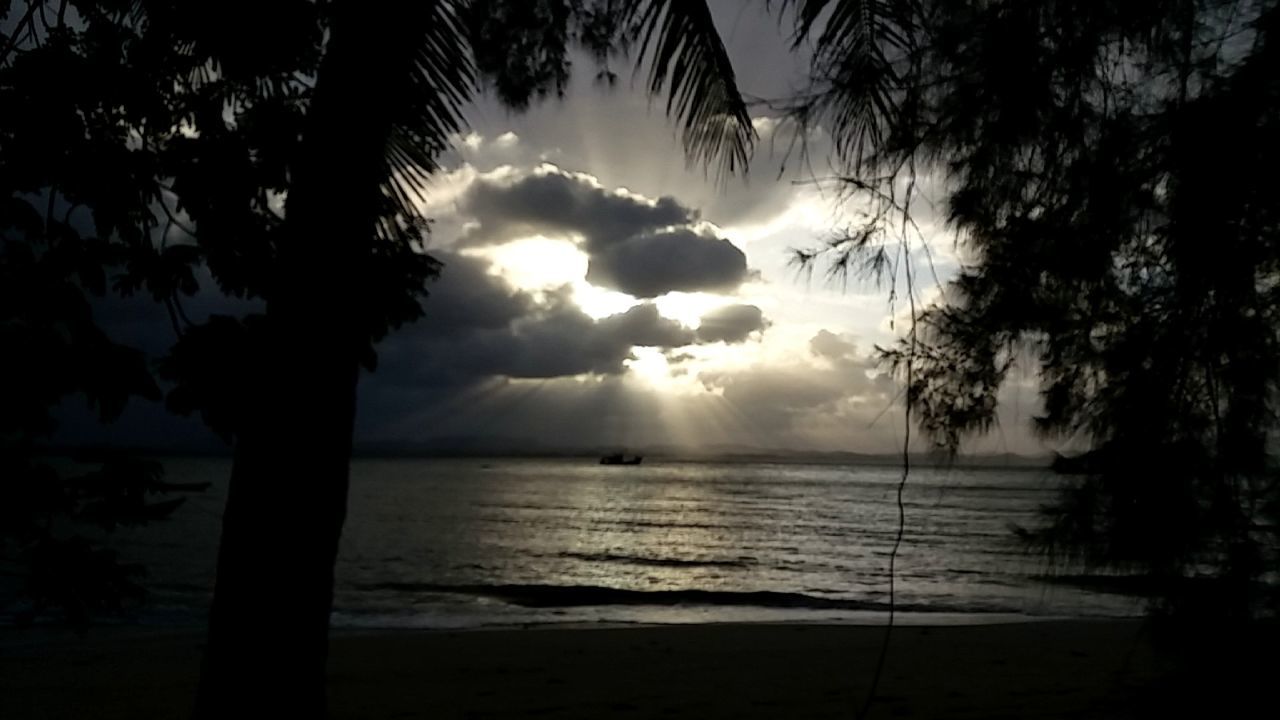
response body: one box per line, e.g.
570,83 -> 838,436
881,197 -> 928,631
599,452 -> 643,466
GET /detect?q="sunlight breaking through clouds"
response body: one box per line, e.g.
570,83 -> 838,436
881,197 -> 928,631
365,123 -> 1046,454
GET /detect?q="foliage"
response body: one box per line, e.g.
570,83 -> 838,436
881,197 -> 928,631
0,190 -> 184,630
788,0 -> 1280,617
2,0 -> 756,629
466,0 -> 755,179
3,0 -> 757,446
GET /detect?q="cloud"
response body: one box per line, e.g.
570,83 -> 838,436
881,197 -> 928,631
444,64 -> 828,230
696,304 -> 768,343
586,227 -> 749,298
455,165 -> 751,298
487,294 -> 696,379
421,252 -> 533,337
492,131 -> 520,149
597,302 -> 696,348
357,323 -> 897,453
460,166 -> 693,248
695,330 -> 900,447
809,329 -> 857,362
373,251 -> 714,395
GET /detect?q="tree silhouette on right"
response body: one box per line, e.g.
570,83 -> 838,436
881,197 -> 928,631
783,0 -> 1279,618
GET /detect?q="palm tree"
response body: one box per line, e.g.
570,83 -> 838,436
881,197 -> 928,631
193,1 -> 755,715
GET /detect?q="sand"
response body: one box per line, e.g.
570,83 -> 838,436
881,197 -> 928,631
2,620 -> 1270,719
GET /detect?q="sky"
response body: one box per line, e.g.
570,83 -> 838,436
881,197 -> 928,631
347,1 -> 1046,455
68,1 -> 1048,456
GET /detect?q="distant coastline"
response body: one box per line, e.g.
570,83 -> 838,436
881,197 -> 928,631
350,445 -> 1051,470
38,442 -> 1051,469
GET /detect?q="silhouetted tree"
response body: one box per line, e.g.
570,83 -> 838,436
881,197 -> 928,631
0,241 -> 188,631
785,0 -> 1279,618
6,0 -> 755,714
1,0 -> 203,632
197,2 -> 754,714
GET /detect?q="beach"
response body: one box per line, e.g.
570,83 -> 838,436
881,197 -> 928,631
5,619 -> 1241,719
7,460 -> 1267,718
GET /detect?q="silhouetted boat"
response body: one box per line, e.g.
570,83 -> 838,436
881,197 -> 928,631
599,453 -> 642,466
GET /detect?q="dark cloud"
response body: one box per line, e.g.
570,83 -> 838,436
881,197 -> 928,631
696,304 -> 768,343
596,302 -> 696,348
457,167 -> 750,298
422,252 -> 532,337
462,167 -> 693,250
468,292 -> 623,378
586,227 -> 749,298
485,294 -> 694,379
373,254 -> 707,398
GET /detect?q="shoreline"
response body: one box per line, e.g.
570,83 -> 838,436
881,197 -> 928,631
326,610 -> 1110,631
1,607 -> 1137,638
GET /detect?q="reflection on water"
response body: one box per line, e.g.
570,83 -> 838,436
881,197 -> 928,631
110,457 -> 1144,628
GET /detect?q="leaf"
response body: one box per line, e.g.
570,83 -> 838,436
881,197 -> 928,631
625,0 -> 756,180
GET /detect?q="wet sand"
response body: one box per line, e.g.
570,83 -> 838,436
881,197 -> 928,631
1,620 -> 1265,719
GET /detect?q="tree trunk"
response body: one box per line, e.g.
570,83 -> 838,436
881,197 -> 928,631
195,4 -> 426,716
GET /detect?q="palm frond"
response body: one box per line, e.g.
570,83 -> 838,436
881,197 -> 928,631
381,0 -> 477,218
624,0 -> 756,180
777,0 -> 918,171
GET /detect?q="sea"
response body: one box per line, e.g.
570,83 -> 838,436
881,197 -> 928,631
109,457 -> 1144,629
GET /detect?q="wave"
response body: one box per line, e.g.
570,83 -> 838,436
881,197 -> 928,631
350,581 -> 1020,614
584,519 -> 739,531
553,551 -> 755,569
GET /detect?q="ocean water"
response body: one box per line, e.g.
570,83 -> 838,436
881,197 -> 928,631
114,457 -> 1144,628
